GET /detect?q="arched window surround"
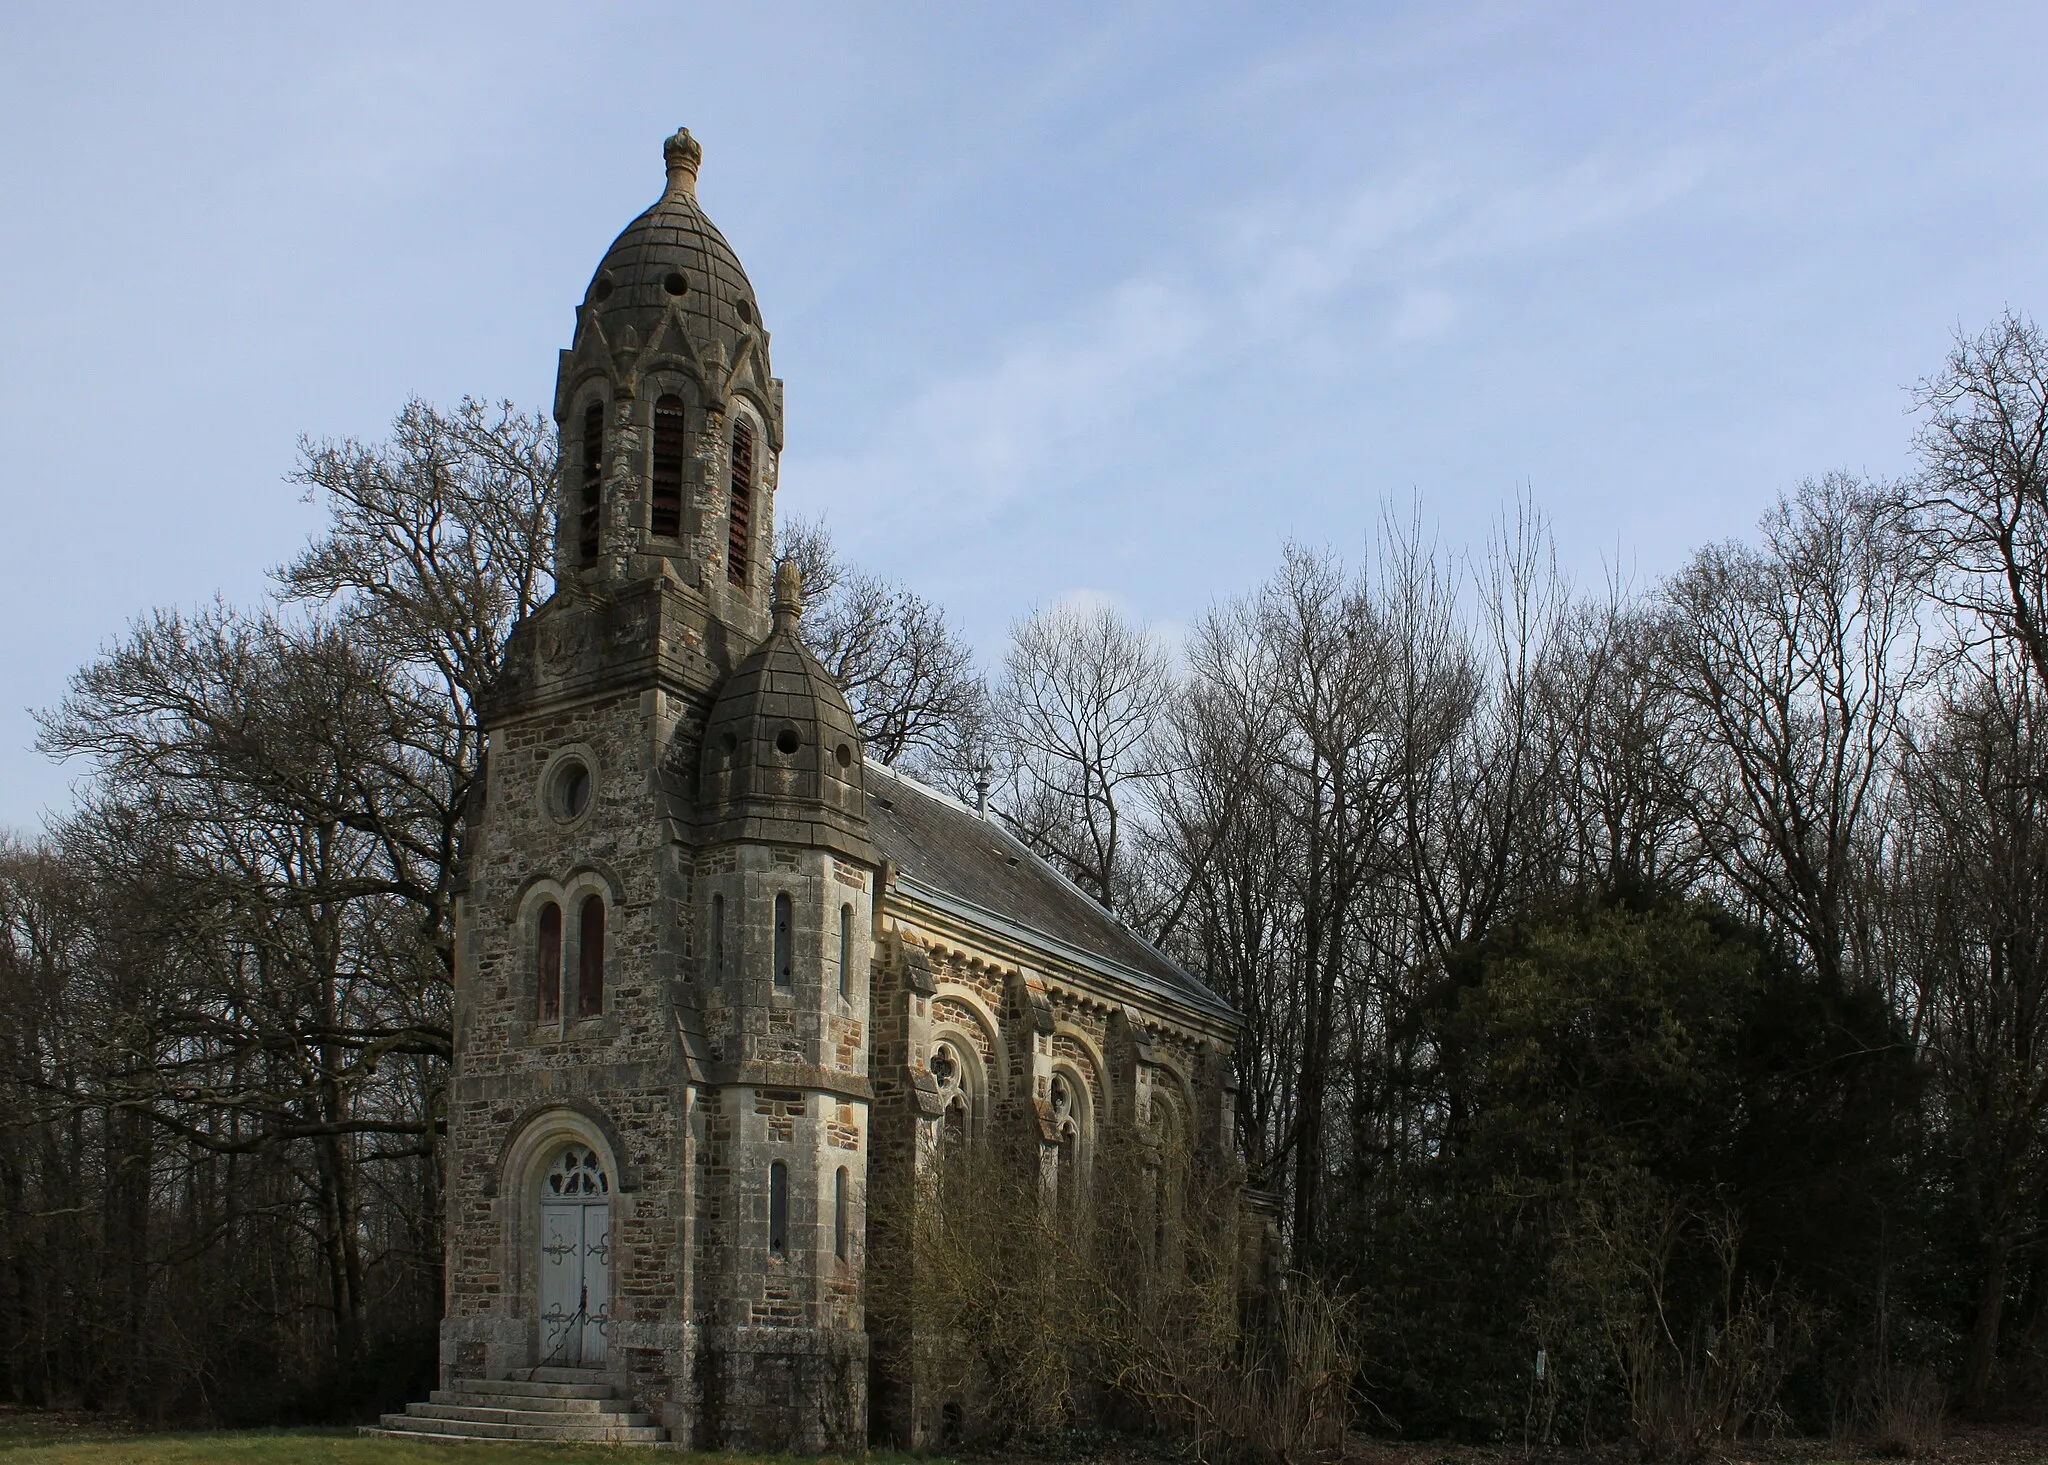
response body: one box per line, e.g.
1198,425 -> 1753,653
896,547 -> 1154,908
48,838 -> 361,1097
575,395 -> 607,569
837,903 -> 854,1000
648,392 -> 689,540
491,1103 -> 628,1364
536,900 -> 563,1022
833,1166 -> 851,1263
767,1159 -> 790,1258
726,408 -> 762,590
928,1023 -> 994,1152
514,873 -> 620,1033
772,891 -> 794,991
1047,1052 -> 1100,1214
706,891 -> 727,986
576,892 -> 606,1018
926,984 -> 1007,1119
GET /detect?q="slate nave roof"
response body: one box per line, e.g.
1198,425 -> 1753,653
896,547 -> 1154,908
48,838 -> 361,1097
862,761 -> 1237,1026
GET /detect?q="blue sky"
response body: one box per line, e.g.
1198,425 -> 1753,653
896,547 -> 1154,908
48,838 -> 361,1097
4,1 -> 2047,834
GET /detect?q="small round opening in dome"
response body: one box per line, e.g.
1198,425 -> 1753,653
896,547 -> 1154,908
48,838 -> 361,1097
736,299 -> 755,325
591,275 -> 615,304
775,727 -> 801,756
663,271 -> 689,296
835,743 -> 852,768
720,732 -> 738,756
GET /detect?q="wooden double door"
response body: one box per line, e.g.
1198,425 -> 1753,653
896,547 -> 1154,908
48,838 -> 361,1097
538,1146 -> 611,1366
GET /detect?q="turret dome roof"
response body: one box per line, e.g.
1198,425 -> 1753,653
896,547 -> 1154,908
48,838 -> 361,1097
697,563 -> 872,861
576,128 -> 768,389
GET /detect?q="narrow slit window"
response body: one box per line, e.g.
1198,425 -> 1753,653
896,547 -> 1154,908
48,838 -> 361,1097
651,394 -> 686,538
834,1166 -> 849,1261
838,903 -> 853,998
578,894 -> 605,1017
578,402 -> 605,566
727,418 -> 754,587
709,893 -> 725,984
768,1160 -> 789,1256
537,901 -> 562,1022
773,892 -> 793,990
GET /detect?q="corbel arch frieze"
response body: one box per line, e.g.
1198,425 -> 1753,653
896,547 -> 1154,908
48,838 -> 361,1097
913,935 -> 1011,1007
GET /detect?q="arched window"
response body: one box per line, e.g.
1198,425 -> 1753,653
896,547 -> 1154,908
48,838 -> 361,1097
834,1166 -> 850,1261
1152,1097 -> 1185,1268
1051,1074 -> 1081,1214
727,418 -> 754,587
838,903 -> 853,998
650,394 -> 686,538
709,893 -> 725,985
768,1160 -> 789,1256
578,402 -> 605,567
1056,1122 -> 1080,1212
933,1041 -> 970,1161
577,894 -> 605,1017
536,901 -> 563,1022
773,892 -> 793,990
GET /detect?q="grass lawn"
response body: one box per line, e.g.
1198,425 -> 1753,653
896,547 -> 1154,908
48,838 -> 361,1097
0,1414 -> 919,1465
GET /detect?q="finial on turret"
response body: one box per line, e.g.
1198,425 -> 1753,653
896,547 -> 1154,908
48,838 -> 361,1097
772,559 -> 804,632
663,127 -> 702,198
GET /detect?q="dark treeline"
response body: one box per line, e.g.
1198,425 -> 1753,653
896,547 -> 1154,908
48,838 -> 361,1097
8,317 -> 2048,1450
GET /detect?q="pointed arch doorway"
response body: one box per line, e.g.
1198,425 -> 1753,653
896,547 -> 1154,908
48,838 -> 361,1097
539,1145 -> 612,1366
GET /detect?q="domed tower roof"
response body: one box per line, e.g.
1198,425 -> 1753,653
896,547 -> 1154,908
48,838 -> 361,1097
570,128 -> 773,421
698,563 -> 873,861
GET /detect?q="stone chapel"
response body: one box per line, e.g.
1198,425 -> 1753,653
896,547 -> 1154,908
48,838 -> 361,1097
377,128 -> 1242,1450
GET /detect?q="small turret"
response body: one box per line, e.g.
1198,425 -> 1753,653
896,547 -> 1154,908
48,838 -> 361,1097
697,564 -> 873,863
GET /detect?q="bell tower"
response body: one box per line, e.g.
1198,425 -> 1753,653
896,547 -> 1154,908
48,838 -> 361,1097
552,125 -> 784,641
440,127 -> 873,1450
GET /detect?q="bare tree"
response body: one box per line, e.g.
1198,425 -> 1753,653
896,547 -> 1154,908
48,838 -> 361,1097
775,520 -> 988,769
1662,474 -> 1926,990
1912,313 -> 2048,692
1549,594 -> 1708,902
280,396 -> 556,982
35,609 -> 447,1372
1407,500 -> 1570,956
1888,643 -> 2048,1407
994,601 -> 1174,921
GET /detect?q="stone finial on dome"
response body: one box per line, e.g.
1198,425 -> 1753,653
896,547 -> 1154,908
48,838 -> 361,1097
772,559 -> 804,633
663,127 -> 702,198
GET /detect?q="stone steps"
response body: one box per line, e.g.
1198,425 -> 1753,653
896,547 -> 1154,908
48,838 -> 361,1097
365,1369 -> 668,1446
443,1377 -> 616,1399
405,1403 -> 656,1427
428,1388 -> 612,1409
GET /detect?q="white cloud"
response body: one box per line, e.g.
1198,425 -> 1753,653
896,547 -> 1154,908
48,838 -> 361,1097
799,140 -> 1714,552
